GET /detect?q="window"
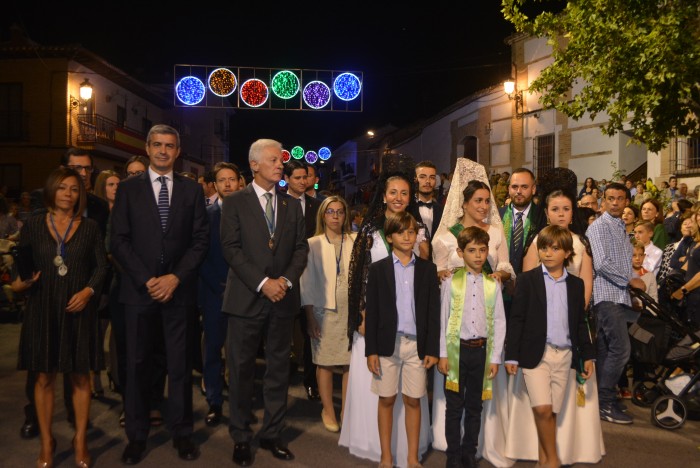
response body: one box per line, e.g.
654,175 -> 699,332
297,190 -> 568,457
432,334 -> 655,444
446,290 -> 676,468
671,136 -> 700,175
117,105 -> 126,127
0,83 -> 25,141
534,134 -> 555,180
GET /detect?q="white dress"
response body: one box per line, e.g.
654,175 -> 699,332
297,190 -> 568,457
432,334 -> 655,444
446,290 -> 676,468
339,228 -> 432,467
503,233 -> 605,465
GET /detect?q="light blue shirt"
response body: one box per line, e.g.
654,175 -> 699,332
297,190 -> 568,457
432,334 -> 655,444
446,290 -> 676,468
393,252 -> 416,336
542,265 -> 571,348
586,211 -> 633,306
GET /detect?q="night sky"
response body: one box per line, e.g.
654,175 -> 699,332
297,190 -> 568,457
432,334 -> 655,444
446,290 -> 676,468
3,2 -> 515,159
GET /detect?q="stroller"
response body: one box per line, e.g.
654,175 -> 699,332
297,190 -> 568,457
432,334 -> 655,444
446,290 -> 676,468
628,285 -> 700,430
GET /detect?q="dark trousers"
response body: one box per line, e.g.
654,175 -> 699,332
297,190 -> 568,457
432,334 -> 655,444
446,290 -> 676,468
227,308 -> 295,443
445,344 -> 487,461
124,303 -> 193,442
595,301 -> 633,407
299,311 -> 317,389
201,295 -> 227,407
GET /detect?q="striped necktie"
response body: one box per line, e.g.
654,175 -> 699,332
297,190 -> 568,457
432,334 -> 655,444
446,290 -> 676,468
157,176 -> 169,231
264,192 -> 274,233
512,211 -> 524,267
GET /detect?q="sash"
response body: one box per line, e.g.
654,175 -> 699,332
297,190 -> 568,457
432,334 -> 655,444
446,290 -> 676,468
448,223 -> 493,275
445,268 -> 498,399
377,229 -> 392,255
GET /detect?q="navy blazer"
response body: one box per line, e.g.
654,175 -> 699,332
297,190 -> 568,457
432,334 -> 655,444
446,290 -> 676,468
505,267 -> 595,369
110,171 -> 209,306
199,201 -> 228,298
364,254 -> 441,360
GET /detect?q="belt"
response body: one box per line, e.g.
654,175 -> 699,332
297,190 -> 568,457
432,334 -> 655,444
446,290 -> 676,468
547,343 -> 571,351
460,337 -> 487,348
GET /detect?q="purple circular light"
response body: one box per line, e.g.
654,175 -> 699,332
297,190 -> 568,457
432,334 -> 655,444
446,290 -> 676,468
304,151 -> 319,164
302,81 -> 331,109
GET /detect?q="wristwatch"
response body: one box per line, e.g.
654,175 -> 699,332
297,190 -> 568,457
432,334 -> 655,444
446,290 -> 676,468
681,287 -> 688,295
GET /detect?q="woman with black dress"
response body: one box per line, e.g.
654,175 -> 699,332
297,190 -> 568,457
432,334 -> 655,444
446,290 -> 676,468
16,167 -> 107,468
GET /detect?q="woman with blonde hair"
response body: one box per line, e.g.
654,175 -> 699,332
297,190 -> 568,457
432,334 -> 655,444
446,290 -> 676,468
300,195 -> 356,432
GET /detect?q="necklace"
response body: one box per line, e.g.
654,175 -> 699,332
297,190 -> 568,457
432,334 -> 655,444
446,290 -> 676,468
49,212 -> 75,277
324,231 -> 344,275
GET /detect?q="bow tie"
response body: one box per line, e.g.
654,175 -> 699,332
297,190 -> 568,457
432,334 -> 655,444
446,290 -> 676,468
417,200 -> 434,208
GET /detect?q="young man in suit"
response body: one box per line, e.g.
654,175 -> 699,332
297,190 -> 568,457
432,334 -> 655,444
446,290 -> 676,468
413,160 -> 443,239
283,159 -> 322,400
365,211 -> 440,468
111,124 -> 209,464
199,162 -> 241,427
505,225 -> 595,468
221,139 -> 309,466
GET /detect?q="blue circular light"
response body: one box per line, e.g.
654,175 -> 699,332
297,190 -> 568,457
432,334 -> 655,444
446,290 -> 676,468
305,151 -> 319,164
318,147 -> 332,160
279,179 -> 287,187
176,76 -> 206,105
333,72 -> 362,101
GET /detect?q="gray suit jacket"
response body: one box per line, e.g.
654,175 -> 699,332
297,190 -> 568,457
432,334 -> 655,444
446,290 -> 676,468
220,184 -> 309,317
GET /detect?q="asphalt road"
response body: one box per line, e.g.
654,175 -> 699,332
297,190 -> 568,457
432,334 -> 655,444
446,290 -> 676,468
1,319 -> 699,467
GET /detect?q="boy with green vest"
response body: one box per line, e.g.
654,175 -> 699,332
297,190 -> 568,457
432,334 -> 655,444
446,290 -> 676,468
438,226 -> 506,468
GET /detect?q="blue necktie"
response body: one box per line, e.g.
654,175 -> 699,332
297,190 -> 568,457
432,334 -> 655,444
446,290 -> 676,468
157,176 -> 169,231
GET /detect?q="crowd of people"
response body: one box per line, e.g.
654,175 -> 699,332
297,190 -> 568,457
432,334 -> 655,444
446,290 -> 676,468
4,123 -> 700,468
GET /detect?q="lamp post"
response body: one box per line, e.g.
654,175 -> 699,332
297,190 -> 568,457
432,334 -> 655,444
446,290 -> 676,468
504,79 -> 524,119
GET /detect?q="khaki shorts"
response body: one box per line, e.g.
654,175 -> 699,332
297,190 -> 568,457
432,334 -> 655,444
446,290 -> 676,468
522,344 -> 571,414
371,334 -> 427,399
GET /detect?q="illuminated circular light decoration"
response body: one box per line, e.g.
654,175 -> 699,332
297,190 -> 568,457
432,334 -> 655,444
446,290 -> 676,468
240,79 -> 269,107
303,81 -> 331,109
175,76 -> 206,105
333,72 -> 362,101
208,68 -> 237,97
281,149 -> 291,163
318,147 -> 332,160
271,71 -> 300,99
291,146 -> 304,159
305,151 -> 319,164
278,179 -> 287,188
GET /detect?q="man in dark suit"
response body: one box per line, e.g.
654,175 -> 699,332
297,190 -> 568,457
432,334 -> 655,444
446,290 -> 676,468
413,160 -> 443,239
199,162 -> 241,427
111,124 -> 209,464
283,160 -> 322,400
21,147 -> 110,438
498,168 -> 546,316
221,138 -> 309,466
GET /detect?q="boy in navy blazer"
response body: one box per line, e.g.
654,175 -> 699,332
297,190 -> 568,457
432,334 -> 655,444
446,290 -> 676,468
505,225 -> 595,468
365,211 -> 440,468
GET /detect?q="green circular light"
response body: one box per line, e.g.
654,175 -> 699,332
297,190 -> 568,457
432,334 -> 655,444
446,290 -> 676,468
291,146 -> 304,159
271,70 -> 300,99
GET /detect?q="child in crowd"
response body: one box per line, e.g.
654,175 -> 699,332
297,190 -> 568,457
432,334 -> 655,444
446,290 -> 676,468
437,226 -> 506,468
505,225 -> 595,468
631,240 -> 659,304
365,212 -> 440,468
633,221 -> 663,277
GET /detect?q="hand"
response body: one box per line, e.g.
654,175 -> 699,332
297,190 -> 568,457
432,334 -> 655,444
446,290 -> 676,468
423,355 -> 439,369
490,270 -> 510,283
66,287 -> 93,313
146,274 -> 180,303
505,363 -> 518,376
671,289 -> 685,300
357,310 -> 366,336
438,270 -> 452,281
11,271 -> 40,293
367,355 -> 381,376
306,313 -> 321,339
437,357 -> 449,375
488,363 -> 499,379
261,277 -> 287,302
629,277 -> 646,291
581,360 -> 595,380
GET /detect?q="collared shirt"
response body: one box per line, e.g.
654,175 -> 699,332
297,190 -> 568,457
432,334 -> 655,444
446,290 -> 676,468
298,193 -> 306,216
643,242 -> 663,277
511,202 -> 532,230
251,180 -> 277,228
206,193 -> 218,206
148,168 -> 173,204
439,271 -> 506,363
393,252 -> 417,336
587,211 -> 633,306
542,265 -> 571,349
417,198 -> 434,236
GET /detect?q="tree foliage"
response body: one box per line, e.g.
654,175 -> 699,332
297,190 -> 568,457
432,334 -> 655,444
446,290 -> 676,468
501,0 -> 700,152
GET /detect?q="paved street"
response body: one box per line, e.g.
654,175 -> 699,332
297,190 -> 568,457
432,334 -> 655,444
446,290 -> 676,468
1,319 -> 699,467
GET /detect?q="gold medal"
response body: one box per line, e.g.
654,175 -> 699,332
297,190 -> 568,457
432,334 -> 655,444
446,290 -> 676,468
58,264 -> 68,276
576,384 -> 585,407
53,255 -> 64,267
268,238 -> 274,249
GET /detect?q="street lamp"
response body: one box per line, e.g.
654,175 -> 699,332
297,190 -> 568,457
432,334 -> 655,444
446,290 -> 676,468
503,79 -> 524,119
79,78 -> 93,101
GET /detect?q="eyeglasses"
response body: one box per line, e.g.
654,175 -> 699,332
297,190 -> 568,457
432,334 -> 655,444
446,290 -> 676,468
67,165 -> 93,173
127,170 -> 144,177
324,208 -> 345,217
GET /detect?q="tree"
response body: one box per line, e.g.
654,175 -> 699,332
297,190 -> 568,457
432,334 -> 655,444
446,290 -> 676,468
501,0 -> 700,152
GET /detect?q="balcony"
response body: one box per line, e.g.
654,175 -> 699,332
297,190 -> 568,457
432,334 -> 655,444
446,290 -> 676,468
74,114 -> 147,156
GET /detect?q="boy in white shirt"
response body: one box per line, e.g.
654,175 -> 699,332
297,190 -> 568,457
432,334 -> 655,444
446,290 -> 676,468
633,221 -> 662,277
